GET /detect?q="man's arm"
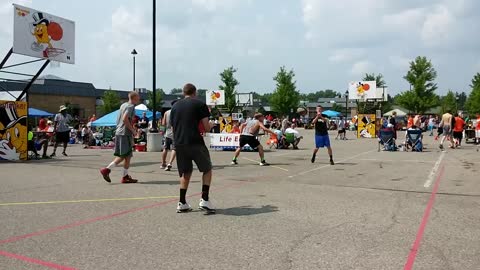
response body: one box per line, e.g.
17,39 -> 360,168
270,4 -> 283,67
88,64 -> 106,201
161,113 -> 167,126
123,112 -> 135,134
200,117 -> 214,133
239,123 -> 247,133
259,122 -> 274,134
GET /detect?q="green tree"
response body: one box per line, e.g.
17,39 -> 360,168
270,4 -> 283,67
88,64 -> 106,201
219,66 -> 239,114
397,56 -> 439,113
331,103 -> 344,113
441,90 -> 457,114
363,73 -> 386,88
270,66 -> 300,116
466,72 -> 480,114
147,89 -> 163,111
100,90 -> 121,114
170,88 -> 183,95
456,92 -> 467,111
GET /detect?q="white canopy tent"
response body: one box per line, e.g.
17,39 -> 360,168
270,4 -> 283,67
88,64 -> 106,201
135,104 -> 148,111
383,109 -> 407,117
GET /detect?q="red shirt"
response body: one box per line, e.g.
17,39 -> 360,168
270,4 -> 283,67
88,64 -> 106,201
476,117 -> 480,130
38,118 -> 47,131
453,117 -> 465,132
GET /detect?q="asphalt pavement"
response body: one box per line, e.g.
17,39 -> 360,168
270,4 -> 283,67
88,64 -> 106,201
0,130 -> 479,270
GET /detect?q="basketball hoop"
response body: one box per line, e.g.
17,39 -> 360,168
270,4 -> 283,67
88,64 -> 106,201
43,47 -> 66,58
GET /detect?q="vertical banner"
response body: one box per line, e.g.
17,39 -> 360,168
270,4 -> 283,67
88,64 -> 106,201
357,114 -> 376,138
0,101 -> 28,160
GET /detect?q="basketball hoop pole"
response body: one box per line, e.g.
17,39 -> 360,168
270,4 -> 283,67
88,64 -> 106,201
150,0 -> 158,133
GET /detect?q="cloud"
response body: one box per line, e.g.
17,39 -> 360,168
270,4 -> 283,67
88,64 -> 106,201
421,5 -> 454,47
329,48 -> 365,63
350,61 -> 371,76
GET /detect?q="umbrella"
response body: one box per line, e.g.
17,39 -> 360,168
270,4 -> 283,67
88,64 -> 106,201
28,108 -> 54,117
322,110 -> 341,118
92,109 -> 161,127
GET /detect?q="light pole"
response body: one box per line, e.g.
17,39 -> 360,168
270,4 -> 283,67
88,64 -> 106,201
150,0 -> 158,132
345,90 -> 349,118
131,49 -> 137,91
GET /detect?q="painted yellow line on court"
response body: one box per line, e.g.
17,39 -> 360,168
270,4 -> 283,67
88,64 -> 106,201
0,196 -> 178,206
241,157 -> 289,172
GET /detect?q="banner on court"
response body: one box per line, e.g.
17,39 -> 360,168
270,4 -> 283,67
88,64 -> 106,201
357,114 -> 376,138
13,4 -> 75,64
0,101 -> 28,161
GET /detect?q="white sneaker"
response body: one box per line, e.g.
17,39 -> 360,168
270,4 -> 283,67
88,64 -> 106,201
199,199 -> 215,212
176,202 -> 192,213
165,164 -> 172,171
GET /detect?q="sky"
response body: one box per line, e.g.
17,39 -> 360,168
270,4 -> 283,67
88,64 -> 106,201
0,0 -> 479,95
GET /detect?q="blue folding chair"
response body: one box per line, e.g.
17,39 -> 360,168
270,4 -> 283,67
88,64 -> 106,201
406,129 -> 423,152
378,129 -> 396,151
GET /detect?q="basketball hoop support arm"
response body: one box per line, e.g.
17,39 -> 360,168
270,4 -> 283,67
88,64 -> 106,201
16,59 -> 50,101
0,48 -> 13,70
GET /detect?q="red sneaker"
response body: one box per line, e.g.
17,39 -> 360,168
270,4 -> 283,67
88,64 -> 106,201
100,168 -> 111,183
121,175 -> 138,184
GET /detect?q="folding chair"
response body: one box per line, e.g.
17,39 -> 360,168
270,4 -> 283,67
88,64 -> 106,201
406,129 -> 423,152
378,129 -> 396,151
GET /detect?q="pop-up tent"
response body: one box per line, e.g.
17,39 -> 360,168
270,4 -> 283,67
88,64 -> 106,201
28,108 -> 54,117
92,109 -> 161,127
384,109 -> 407,117
322,110 -> 341,118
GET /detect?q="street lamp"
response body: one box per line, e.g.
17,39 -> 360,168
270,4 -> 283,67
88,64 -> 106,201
150,0 -> 158,132
345,90 -> 349,118
131,49 -> 137,91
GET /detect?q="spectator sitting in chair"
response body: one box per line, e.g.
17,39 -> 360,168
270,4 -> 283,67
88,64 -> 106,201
134,128 -> 147,144
405,125 -> 423,150
28,130 -> 50,159
285,123 -> 303,150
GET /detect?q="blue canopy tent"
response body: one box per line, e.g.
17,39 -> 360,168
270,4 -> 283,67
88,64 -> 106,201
322,110 -> 341,118
91,109 -> 161,127
28,108 -> 54,117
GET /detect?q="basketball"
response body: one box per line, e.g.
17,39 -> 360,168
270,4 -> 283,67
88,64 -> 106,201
297,107 -> 307,116
48,22 -> 63,41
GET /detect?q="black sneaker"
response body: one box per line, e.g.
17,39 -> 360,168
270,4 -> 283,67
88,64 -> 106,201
311,155 -> 316,163
439,144 -> 444,150
50,153 -> 56,157
231,159 -> 238,165
330,159 -> 335,165
62,152 -> 68,157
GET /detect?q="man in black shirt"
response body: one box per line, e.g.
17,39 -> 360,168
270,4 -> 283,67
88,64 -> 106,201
171,83 -> 215,213
311,105 -> 334,165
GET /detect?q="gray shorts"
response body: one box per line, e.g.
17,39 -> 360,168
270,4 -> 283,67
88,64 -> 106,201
443,125 -> 452,136
114,135 -> 133,158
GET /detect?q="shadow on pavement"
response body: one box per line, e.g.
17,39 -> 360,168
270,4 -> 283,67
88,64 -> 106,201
217,205 -> 278,216
139,180 -> 199,185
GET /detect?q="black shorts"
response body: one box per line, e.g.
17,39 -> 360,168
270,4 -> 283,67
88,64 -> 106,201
56,131 -> 70,144
164,137 -> 175,150
338,128 -> 346,134
239,135 -> 260,149
175,144 -> 212,177
453,131 -> 463,140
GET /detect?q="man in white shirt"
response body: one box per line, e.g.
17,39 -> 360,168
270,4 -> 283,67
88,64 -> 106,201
285,124 -> 303,149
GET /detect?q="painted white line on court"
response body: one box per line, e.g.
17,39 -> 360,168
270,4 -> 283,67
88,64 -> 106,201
289,149 -> 375,178
424,151 -> 445,188
241,157 -> 289,172
359,158 -> 436,164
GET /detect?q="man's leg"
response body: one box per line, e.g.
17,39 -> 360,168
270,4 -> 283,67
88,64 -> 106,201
232,147 -> 242,164
201,170 -> 212,202
179,172 -> 192,204
51,139 -> 59,156
327,146 -> 334,165
311,147 -> 319,163
161,148 -> 168,167
100,156 -> 124,183
258,144 -> 265,161
41,140 -> 48,157
168,150 -> 176,165
62,140 -> 68,155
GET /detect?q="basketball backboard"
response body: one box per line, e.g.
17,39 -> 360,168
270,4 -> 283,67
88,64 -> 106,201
236,93 -> 253,106
13,4 -> 75,64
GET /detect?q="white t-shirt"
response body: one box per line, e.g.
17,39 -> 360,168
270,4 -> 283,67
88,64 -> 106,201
285,128 -> 300,139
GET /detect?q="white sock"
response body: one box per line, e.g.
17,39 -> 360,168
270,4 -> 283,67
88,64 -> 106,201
123,168 -> 128,177
106,162 -> 116,169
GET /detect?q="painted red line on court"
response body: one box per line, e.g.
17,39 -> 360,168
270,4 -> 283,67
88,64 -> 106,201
0,182 -> 246,246
0,250 -> 77,270
404,165 -> 445,270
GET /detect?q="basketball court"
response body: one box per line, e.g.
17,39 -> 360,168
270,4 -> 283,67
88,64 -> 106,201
1,131 -> 479,269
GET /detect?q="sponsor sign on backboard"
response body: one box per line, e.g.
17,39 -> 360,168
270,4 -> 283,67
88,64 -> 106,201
206,90 -> 225,105
348,81 -> 377,100
13,4 -> 75,64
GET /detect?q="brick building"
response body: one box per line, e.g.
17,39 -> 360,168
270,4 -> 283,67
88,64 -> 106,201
0,76 -> 148,119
